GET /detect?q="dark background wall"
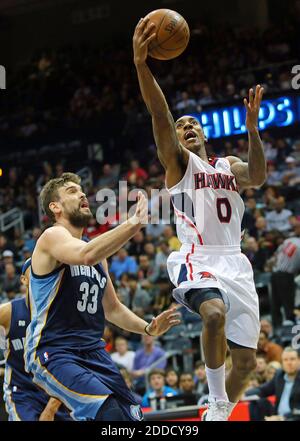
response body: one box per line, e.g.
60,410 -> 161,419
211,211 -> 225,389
0,0 -> 274,69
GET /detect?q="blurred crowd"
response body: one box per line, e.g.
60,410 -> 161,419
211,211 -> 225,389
0,129 -> 300,418
0,19 -> 298,154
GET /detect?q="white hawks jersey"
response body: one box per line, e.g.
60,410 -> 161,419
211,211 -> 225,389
167,151 -> 245,247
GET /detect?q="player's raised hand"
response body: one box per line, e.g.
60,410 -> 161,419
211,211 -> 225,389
244,85 -> 264,133
133,17 -> 156,65
129,191 -> 148,227
146,306 -> 181,337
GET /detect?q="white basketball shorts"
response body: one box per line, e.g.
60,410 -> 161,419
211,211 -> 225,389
167,244 -> 260,349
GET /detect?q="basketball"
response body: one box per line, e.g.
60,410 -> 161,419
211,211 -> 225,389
146,9 -> 190,60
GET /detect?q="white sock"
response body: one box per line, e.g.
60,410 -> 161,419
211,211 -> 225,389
205,363 -> 228,402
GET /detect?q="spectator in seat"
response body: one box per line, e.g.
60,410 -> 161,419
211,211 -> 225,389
165,368 -> 179,391
152,280 -> 173,314
97,164 -> 119,189
151,239 -> 170,283
110,248 -> 138,280
145,214 -> 166,241
132,335 -> 167,383
255,354 -> 268,384
282,156 -> 300,186
179,372 -> 196,394
175,91 -> 197,115
0,233 -> 16,256
266,361 -> 282,382
254,216 -> 267,240
24,227 -> 42,253
260,319 -> 275,341
1,263 -> 20,298
85,218 -> 109,239
121,274 -> 152,318
243,237 -> 269,272
2,250 -> 14,266
257,331 -> 283,363
137,255 -> 154,289
194,361 -> 208,396
178,372 -> 199,405
270,222 -> 300,328
141,369 -> 178,408
246,347 -> 300,421
143,242 -> 156,264
163,226 -> 181,251
21,246 -> 32,262
266,161 -> 283,186
111,336 -> 135,372
127,231 -> 145,258
126,160 -> 148,185
266,197 -> 293,233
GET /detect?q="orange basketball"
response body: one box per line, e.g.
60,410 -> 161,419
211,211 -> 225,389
146,9 -> 190,60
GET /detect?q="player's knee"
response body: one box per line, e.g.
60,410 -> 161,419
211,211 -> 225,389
233,353 -> 257,376
202,307 -> 226,332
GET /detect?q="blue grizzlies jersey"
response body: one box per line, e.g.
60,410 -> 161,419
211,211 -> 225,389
25,260 -> 108,371
4,298 -> 38,393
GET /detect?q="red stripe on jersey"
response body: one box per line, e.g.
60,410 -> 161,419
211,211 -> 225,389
186,243 -> 195,281
283,242 -> 297,258
174,207 -> 204,245
209,157 -> 219,168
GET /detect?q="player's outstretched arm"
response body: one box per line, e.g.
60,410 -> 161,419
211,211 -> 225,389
0,303 -> 12,336
39,397 -> 62,421
34,192 -> 148,271
227,85 -> 266,189
133,17 -> 188,171
102,260 -> 180,336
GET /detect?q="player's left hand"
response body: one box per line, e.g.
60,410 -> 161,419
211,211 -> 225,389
244,84 -> 264,133
133,17 -> 156,65
146,306 -> 181,337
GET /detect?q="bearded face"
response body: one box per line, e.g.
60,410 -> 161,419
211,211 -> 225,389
62,200 -> 93,228
53,182 -> 93,228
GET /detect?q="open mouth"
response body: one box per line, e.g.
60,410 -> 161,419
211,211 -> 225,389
184,130 -> 197,141
80,200 -> 89,208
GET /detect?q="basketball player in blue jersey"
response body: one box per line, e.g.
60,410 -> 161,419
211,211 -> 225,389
24,172 -> 180,421
0,259 -> 69,421
133,18 -> 266,420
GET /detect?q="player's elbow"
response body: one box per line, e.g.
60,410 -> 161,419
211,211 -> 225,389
82,252 -> 97,266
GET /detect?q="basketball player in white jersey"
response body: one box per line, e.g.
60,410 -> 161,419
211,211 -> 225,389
133,18 -> 267,420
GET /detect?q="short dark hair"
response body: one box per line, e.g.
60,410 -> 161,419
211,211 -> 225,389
165,367 -> 180,376
256,354 -> 267,361
40,172 -> 81,223
127,274 -> 138,282
148,369 -> 166,381
195,360 -> 205,369
179,372 -> 194,380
